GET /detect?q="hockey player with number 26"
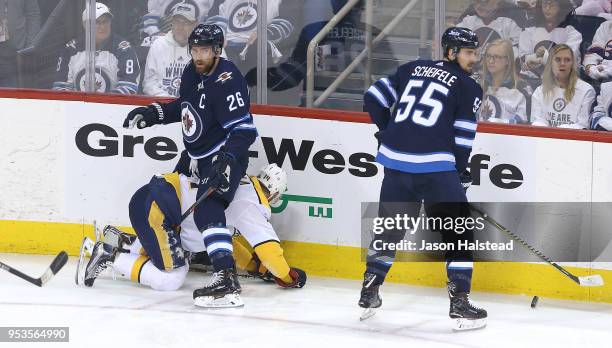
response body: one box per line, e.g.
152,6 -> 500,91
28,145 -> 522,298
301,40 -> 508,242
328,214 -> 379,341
359,27 -> 487,330
123,24 -> 257,308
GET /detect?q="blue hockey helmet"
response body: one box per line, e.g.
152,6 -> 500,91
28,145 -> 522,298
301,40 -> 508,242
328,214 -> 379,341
441,27 -> 479,59
188,24 -> 224,52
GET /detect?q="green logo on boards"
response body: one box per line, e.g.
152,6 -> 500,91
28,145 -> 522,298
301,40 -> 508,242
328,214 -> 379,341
272,194 -> 333,219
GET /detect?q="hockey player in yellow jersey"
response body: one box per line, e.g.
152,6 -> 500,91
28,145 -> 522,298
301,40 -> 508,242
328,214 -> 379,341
77,163 -> 306,307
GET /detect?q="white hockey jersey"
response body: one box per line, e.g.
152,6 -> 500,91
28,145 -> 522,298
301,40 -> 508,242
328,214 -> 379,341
519,26 -> 582,63
457,15 -> 522,51
479,84 -> 529,123
584,20 -> 612,66
142,0 -> 214,36
142,31 -> 190,97
215,0 -> 282,44
531,79 -> 596,129
178,174 -> 278,253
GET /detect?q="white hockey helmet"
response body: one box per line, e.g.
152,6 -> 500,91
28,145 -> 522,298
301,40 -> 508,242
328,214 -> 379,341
257,163 -> 287,204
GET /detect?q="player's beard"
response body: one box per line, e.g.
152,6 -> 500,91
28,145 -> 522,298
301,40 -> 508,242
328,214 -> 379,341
194,58 -> 216,75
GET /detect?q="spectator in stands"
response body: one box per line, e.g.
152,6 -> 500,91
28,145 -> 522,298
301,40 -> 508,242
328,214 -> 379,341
244,1 -> 391,97
141,0 -> 213,47
480,39 -> 530,123
575,0 -> 612,20
584,19 -> 612,81
589,81 -> 612,130
519,0 -> 581,81
531,44 -> 595,128
142,2 -> 198,96
206,0 -> 294,72
456,0 -> 524,81
52,2 -> 140,94
0,0 -> 40,87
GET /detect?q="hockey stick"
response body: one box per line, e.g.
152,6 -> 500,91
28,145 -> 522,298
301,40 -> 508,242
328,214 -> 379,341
470,204 -> 604,287
0,251 -> 69,287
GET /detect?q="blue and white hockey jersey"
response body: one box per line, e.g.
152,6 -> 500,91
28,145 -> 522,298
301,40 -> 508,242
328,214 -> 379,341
364,60 -> 483,174
159,58 -> 257,159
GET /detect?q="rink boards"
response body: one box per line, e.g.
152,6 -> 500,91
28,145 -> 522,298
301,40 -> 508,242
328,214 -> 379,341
2,92 -> 612,302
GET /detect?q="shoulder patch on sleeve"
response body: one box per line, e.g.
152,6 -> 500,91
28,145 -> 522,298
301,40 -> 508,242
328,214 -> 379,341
117,40 -> 131,50
215,71 -> 234,84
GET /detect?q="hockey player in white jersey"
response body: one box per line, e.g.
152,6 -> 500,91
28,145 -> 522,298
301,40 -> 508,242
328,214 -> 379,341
531,44 -> 596,128
142,3 -> 198,96
77,164 -> 306,306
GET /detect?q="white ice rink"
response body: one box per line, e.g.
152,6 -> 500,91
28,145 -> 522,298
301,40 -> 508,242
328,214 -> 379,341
1,253 -> 611,348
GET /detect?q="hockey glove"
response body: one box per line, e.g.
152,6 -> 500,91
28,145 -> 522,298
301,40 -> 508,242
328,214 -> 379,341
123,103 -> 164,129
459,170 -> 472,192
207,148 -> 235,194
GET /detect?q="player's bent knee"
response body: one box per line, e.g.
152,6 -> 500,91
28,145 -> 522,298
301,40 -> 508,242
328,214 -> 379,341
149,265 -> 188,291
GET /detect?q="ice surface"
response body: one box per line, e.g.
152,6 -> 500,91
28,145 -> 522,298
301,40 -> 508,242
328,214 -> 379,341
1,253 -> 611,348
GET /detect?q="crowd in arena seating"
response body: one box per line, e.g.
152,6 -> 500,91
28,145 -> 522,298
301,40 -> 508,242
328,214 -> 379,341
4,0 -> 612,131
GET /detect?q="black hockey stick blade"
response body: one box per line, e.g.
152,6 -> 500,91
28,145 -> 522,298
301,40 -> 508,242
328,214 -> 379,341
0,251 -> 69,287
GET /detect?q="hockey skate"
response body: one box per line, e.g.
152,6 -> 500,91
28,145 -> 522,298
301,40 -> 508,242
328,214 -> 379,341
447,282 -> 487,331
75,237 -> 96,285
193,267 -> 244,308
358,272 -> 382,321
102,225 -> 136,251
80,241 -> 117,287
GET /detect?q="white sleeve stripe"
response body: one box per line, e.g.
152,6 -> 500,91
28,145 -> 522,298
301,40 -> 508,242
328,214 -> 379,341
455,137 -> 474,148
454,120 -> 477,131
367,85 -> 389,108
380,78 -> 397,101
223,114 -> 251,129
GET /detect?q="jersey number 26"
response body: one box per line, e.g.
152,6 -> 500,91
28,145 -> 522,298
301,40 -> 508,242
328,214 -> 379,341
394,79 -> 449,127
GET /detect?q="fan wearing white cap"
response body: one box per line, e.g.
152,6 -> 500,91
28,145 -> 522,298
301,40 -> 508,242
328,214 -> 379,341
52,2 -> 140,94
142,2 -> 199,96
141,0 -> 214,44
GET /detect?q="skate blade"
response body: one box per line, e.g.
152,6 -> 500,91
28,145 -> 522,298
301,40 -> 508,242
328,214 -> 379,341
452,318 -> 487,331
75,237 -> 95,286
194,293 -> 244,308
578,274 -> 604,287
359,308 -> 377,321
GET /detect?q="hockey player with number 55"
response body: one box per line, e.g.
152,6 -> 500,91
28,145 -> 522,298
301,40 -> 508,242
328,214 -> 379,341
359,27 -> 487,330
122,24 -> 257,308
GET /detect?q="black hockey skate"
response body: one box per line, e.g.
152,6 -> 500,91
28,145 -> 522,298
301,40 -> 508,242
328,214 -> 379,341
82,241 -> 117,287
193,267 -> 243,308
358,272 -> 382,321
447,281 -> 487,331
102,225 -> 136,251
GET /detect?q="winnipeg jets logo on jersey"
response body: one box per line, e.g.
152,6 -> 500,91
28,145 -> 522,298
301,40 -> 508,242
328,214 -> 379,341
479,96 -> 500,120
76,69 -> 111,92
229,1 -> 258,31
216,71 -> 233,83
181,102 -> 204,142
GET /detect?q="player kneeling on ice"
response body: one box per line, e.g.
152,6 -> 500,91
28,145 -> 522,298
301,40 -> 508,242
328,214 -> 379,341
76,163 -> 306,307
359,27 -> 487,331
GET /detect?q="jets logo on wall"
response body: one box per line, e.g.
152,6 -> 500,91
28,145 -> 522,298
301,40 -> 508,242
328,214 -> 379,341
553,98 -> 567,112
181,102 -> 204,143
229,2 -> 257,32
76,69 -> 111,92
479,95 -> 502,120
